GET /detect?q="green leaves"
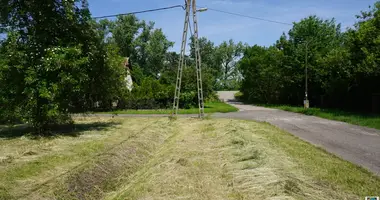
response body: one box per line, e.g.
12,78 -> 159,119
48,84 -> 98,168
106,15 -> 174,77
188,37 -> 245,90
239,45 -> 285,103
143,28 -> 174,76
240,15 -> 344,104
0,0 -> 130,133
214,39 -> 245,90
239,2 -> 380,113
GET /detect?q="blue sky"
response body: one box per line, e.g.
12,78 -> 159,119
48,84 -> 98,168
88,0 -> 377,52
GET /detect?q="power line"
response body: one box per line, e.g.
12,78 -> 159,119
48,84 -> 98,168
2,4 -> 293,28
0,5 -> 185,28
93,5 -> 184,19
201,7 -> 293,26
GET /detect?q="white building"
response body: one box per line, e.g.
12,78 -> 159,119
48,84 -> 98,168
124,57 -> 133,92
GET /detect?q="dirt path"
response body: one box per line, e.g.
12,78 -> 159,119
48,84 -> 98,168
214,91 -> 380,176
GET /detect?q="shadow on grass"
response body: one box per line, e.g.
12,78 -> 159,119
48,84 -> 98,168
272,104 -> 379,118
227,99 -> 244,105
227,99 -> 240,103
0,122 -> 121,140
256,103 -> 380,130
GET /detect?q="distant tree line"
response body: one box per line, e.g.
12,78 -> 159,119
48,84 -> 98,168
239,2 -> 380,113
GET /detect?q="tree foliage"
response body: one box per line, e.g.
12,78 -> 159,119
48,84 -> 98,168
189,37 -> 245,90
239,45 -> 284,103
239,3 -> 380,113
0,0 -> 126,133
215,39 -> 245,90
105,16 -> 174,77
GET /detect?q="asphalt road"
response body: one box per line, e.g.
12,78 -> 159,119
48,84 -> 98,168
215,91 -> 380,176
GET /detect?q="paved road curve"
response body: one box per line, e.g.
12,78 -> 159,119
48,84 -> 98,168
215,91 -> 380,176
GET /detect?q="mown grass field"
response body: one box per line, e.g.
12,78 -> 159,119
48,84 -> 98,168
0,117 -> 379,200
261,104 -> 380,130
100,102 -> 238,115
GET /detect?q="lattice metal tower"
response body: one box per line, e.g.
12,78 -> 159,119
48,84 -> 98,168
172,0 -> 205,118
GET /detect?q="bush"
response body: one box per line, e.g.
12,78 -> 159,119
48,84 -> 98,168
0,44 -> 89,130
0,107 -> 23,125
234,92 -> 243,101
117,66 -> 218,110
0,41 -> 126,131
119,78 -> 174,110
179,91 -> 197,109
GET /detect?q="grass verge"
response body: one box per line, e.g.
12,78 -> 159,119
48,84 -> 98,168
257,121 -> 380,198
260,104 -> 380,130
109,119 -> 379,200
99,101 -> 238,115
1,118 -> 379,199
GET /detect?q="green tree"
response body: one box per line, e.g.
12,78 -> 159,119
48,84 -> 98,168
277,15 -> 342,105
140,28 -> 174,77
110,15 -> 142,57
239,15 -> 343,106
109,17 -> 174,77
0,0 -> 93,132
0,0 -> 127,133
189,37 -> 246,90
215,39 -> 245,90
189,36 -> 221,90
239,45 -> 284,103
339,2 -> 380,111
238,1 -> 380,113
189,36 -> 218,70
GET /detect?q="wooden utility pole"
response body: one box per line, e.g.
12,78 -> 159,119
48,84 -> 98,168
172,0 -> 205,118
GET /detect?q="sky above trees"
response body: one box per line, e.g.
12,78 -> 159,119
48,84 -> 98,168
88,0 -> 377,51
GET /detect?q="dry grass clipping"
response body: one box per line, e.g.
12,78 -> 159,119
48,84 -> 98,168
107,118 -> 362,200
2,117 -> 378,200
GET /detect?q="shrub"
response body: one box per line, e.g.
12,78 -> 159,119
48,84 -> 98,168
118,66 -> 218,110
120,78 -> 175,110
234,92 -> 243,101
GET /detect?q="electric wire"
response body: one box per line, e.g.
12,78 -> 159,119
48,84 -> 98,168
1,5 -> 185,27
93,5 -> 184,19
2,4 -> 294,29
199,6 -> 293,26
